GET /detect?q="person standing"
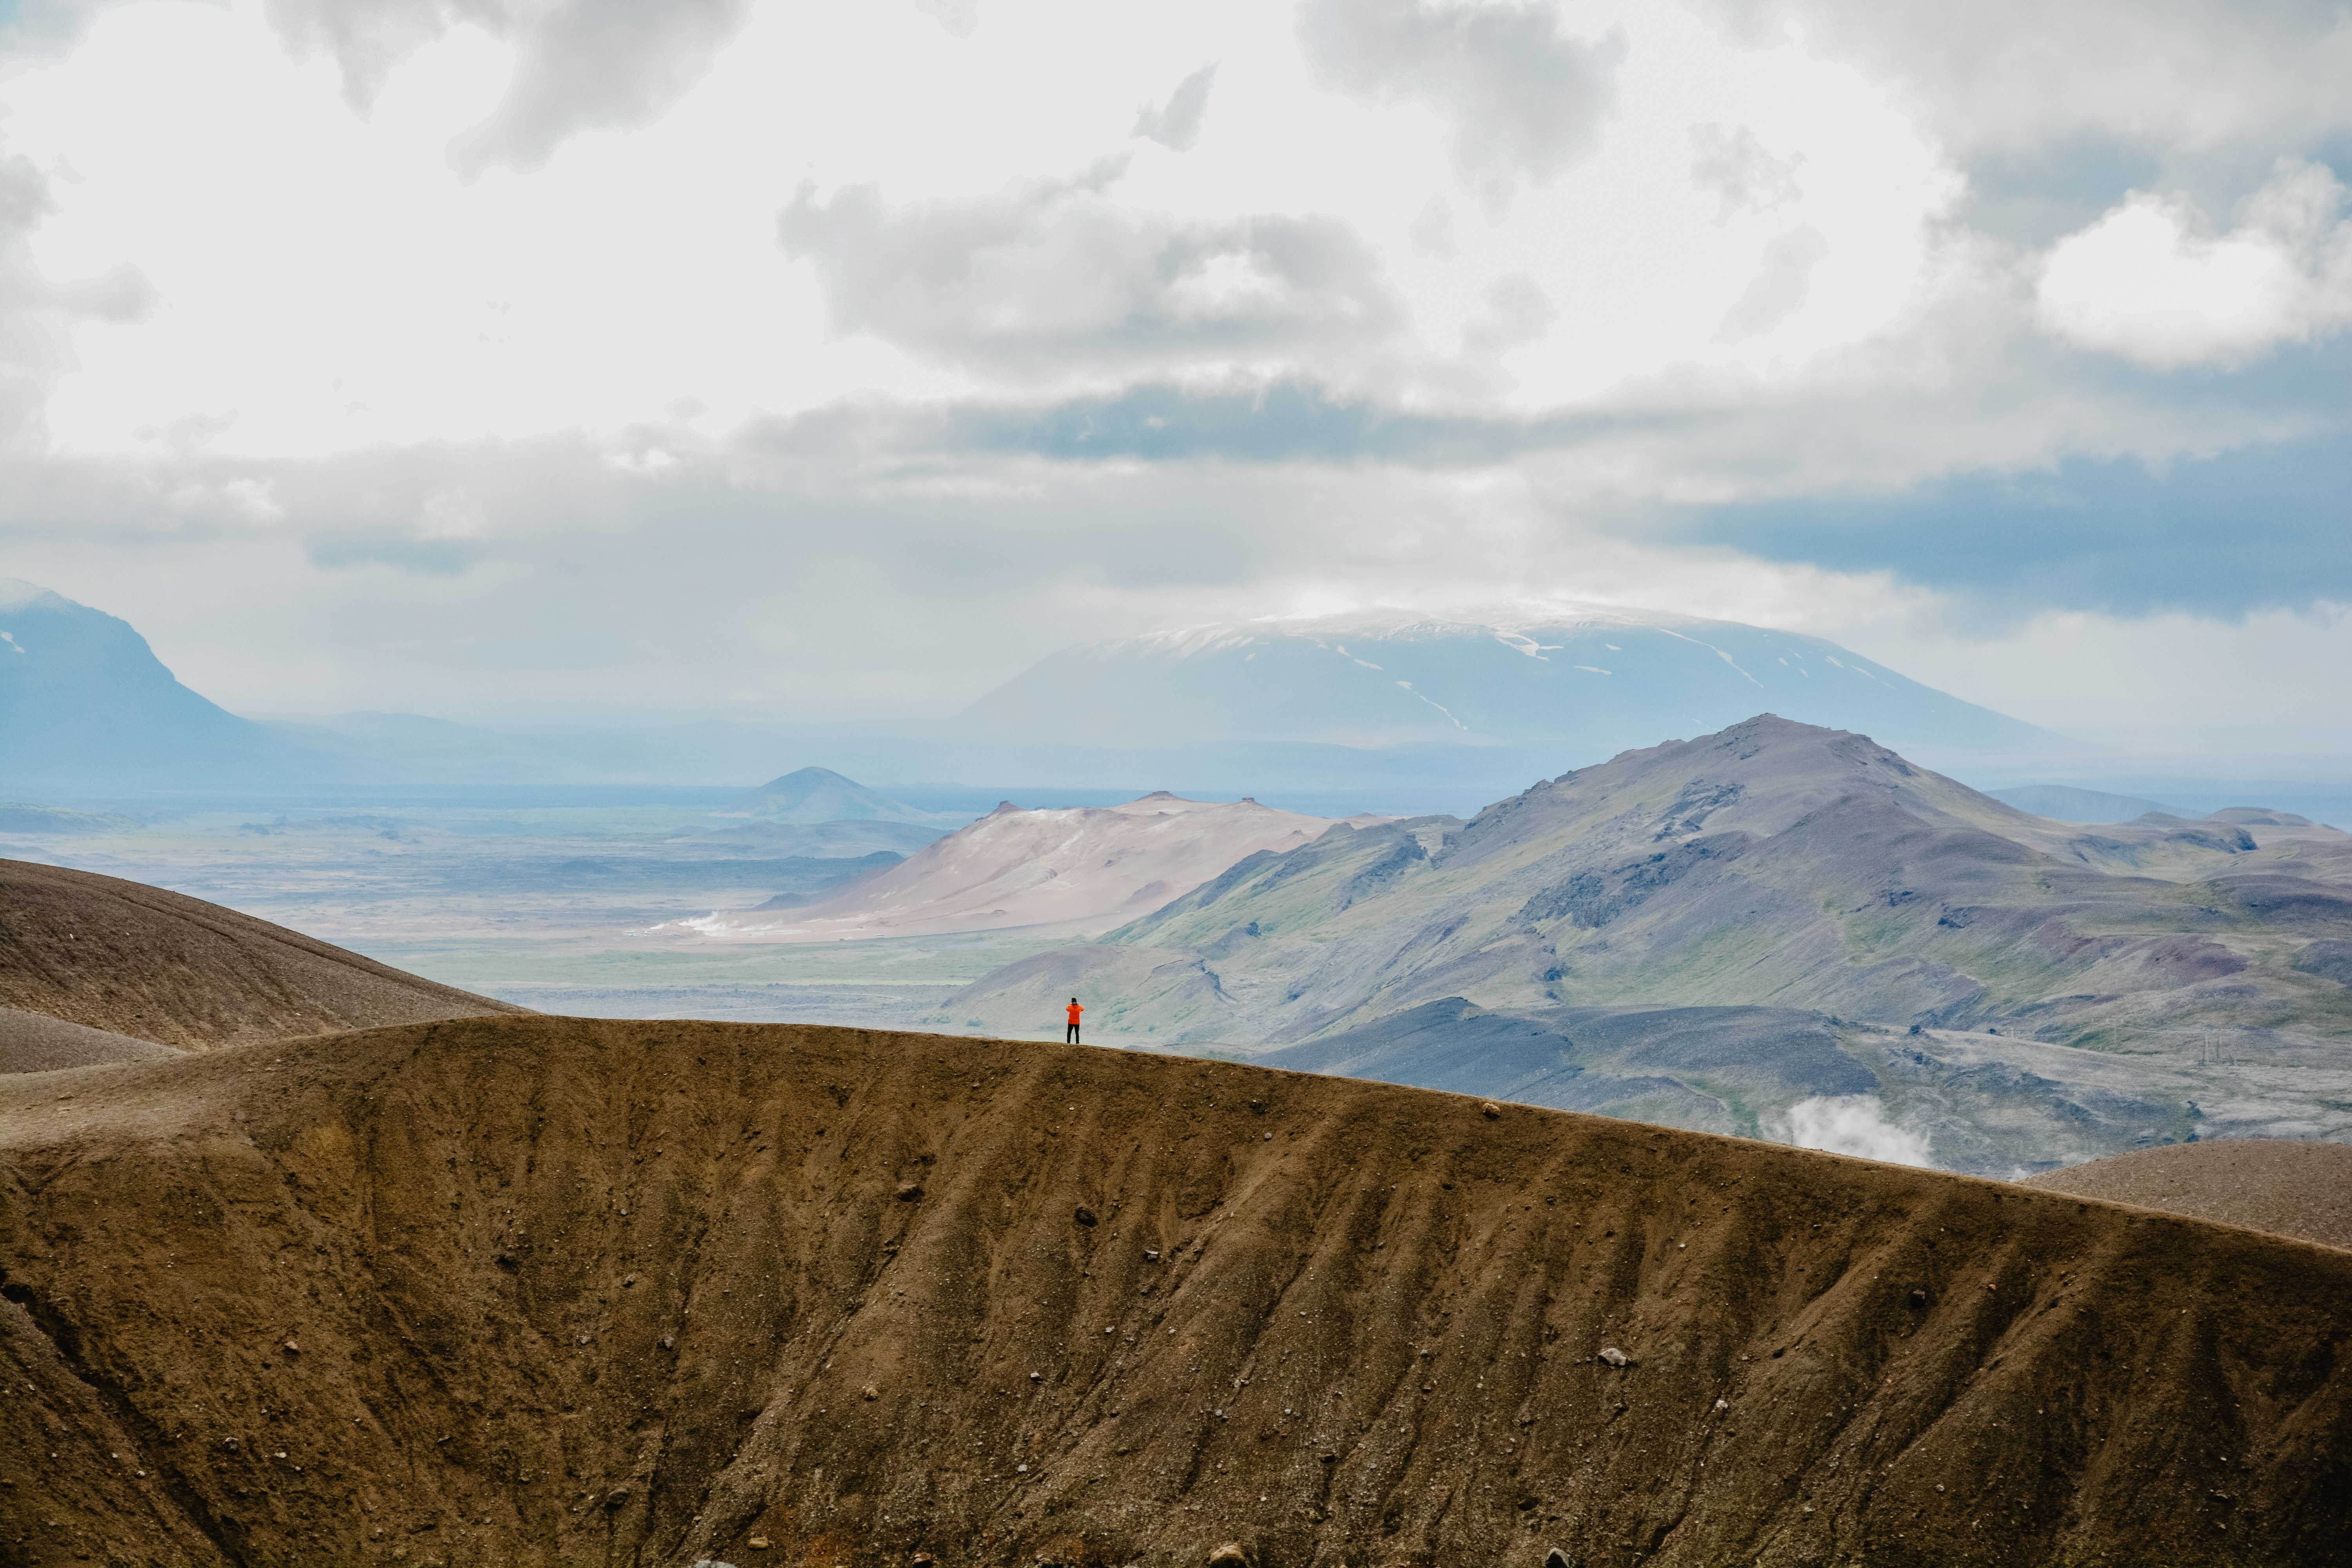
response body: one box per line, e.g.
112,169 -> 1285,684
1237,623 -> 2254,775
1065,996 -> 1083,1044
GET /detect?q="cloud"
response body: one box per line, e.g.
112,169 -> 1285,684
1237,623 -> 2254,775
265,0 -> 751,170
1720,226 -> 1827,338
912,0 -> 977,40
1716,0 -> 2352,159
1783,1094 -> 1935,1166
450,0 -> 753,172
2037,160 -> 2352,368
1690,122 -> 1802,219
0,143 -> 156,448
1132,62 -> 1217,152
1678,414 -> 2352,617
778,163 -> 1402,380
1297,0 -> 1622,203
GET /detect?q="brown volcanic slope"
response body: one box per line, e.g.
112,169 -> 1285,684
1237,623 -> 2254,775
0,858 -> 526,1052
2024,1139 -> 2352,1251
4,1019 -> 2350,1568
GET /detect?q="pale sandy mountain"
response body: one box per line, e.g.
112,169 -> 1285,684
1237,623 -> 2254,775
670,792 -> 1370,941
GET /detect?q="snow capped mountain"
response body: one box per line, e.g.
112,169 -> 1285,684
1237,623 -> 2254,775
955,602 -> 2057,762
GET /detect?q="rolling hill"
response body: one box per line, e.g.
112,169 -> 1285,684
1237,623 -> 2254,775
0,858 -> 527,1056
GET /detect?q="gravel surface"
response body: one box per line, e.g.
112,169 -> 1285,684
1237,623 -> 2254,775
2023,1138 -> 2352,1250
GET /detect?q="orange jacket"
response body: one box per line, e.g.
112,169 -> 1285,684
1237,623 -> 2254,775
1066,1002 -> 1084,1024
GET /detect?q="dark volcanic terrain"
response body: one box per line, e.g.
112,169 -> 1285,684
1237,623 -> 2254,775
3,1013 -> 2350,1567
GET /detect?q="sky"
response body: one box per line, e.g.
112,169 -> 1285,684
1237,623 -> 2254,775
0,0 -> 2347,766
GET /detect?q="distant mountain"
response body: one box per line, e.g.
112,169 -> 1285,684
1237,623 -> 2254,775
0,579 -> 332,790
954,603 -> 2061,761
715,766 -> 957,825
671,793 -> 1363,941
1990,784 -> 2173,822
944,715 -> 2352,1049
931,715 -> 2352,1168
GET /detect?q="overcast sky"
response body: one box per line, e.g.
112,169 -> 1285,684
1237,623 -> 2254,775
1,0 -> 2347,761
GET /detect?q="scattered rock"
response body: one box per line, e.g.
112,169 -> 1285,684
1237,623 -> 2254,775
622,1274 -> 637,1289
749,1535 -> 772,1550
1545,1550 -> 1572,1568
897,1182 -> 924,1202
1029,1371 -> 1044,1383
861,1383 -> 880,1401
1713,1397 -> 1728,1410
1075,1205 -> 1098,1226
603,1487 -> 629,1509
1599,1347 -> 1635,1368
913,1554 -> 934,1565
1144,1249 -> 1160,1262
1909,1288 -> 1929,1308
1206,1543 -> 1253,1568
1481,1102 -> 1502,1119
280,1339 -> 299,1356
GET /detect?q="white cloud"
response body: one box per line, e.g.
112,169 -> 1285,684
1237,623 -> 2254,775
0,0 -> 2347,744
2037,161 -> 2352,367
1784,1094 -> 1935,1166
777,161 -> 1402,381
1133,63 -> 1219,153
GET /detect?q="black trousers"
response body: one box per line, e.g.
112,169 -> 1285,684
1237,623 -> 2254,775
1066,1024 -> 1081,1043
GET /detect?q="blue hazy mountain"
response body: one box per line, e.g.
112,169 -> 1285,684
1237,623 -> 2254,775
953,603 -> 2061,762
0,579 -> 332,791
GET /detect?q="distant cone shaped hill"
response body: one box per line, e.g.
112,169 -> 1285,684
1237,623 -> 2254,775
715,765 -> 960,826
5,864 -> 2351,1566
955,603 -> 2061,759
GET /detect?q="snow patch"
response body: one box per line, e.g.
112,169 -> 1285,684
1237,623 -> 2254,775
1573,665 -> 1611,675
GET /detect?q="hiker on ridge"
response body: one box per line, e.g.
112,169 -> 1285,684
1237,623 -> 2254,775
1066,996 -> 1083,1044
